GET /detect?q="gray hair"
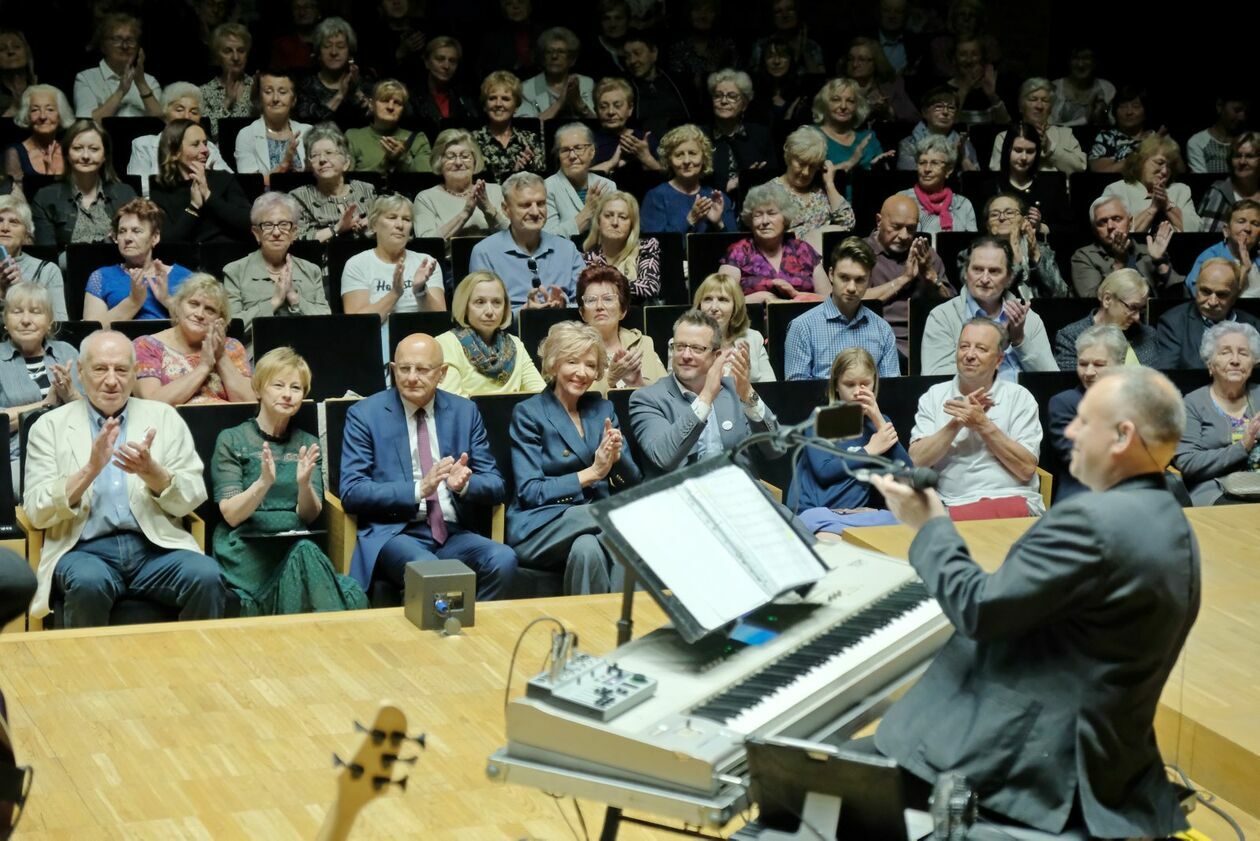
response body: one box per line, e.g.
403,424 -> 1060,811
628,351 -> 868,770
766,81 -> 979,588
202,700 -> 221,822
367,194 -> 413,230
249,191 -> 300,225
740,181 -> 798,228
914,133 -> 958,169
1018,76 -> 1055,104
961,315 -> 1009,351
161,82 -> 203,113
0,194 -> 34,241
1108,367 -> 1186,450
502,171 -> 546,200
430,128 -> 484,174
313,16 -> 357,54
13,84 -> 74,130
1089,195 -> 1128,224
79,329 -> 136,366
3,282 -> 54,322
707,68 -> 754,101
783,125 -> 827,166
812,77 -> 869,126
554,121 -> 595,148
303,122 -> 350,161
1200,321 -> 1260,366
537,26 -> 580,55
1075,324 -> 1128,365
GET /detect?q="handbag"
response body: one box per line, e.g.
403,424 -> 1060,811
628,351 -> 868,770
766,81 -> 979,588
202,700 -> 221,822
1220,471 -> 1260,499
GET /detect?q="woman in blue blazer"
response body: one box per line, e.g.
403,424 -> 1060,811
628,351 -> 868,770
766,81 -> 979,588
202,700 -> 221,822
506,321 -> 641,594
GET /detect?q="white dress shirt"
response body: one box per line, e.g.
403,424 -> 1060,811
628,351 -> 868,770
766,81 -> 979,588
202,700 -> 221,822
401,394 -> 459,525
74,60 -> 162,118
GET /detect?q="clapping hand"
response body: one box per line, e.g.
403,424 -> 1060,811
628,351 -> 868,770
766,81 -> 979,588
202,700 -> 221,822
943,388 -> 991,429
607,347 -> 644,386
88,416 -> 122,474
187,161 -> 211,208
412,257 -> 436,301
591,418 -> 623,478
391,259 -> 406,298
1146,220 -> 1173,263
146,261 -> 171,308
113,427 -> 168,488
259,441 -> 277,488
728,341 -> 753,402
618,130 -> 653,164
687,194 -> 713,227
1242,416 -> 1260,452
1002,298 -> 1030,345
513,145 -> 535,171
296,443 -> 320,486
49,363 -> 76,405
379,135 -> 407,162
419,455 -> 456,498
705,191 -> 726,225
0,255 -> 21,290
445,452 -> 473,493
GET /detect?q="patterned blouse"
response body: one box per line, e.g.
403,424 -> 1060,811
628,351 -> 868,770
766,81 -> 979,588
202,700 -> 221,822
134,335 -> 252,404
583,236 -> 662,301
200,76 -> 255,142
289,180 -> 378,240
471,126 -> 546,183
1089,129 -> 1146,163
720,235 -> 821,297
787,186 -> 855,239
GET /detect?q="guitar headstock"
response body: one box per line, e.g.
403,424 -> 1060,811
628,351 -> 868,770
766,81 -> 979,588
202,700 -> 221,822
320,703 -> 425,841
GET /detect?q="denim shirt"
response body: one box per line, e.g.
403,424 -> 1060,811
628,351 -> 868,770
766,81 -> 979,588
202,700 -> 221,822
79,402 -> 142,540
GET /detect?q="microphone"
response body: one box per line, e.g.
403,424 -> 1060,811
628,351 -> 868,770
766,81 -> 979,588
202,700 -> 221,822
852,462 -> 939,490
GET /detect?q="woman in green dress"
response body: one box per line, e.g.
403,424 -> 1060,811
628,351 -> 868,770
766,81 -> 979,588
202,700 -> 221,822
211,347 -> 368,615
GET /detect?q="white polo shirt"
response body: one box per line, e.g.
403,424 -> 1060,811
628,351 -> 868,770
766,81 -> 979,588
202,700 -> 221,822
74,60 -> 162,118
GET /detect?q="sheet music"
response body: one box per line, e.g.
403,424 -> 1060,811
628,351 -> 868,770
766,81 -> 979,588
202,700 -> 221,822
607,464 -> 824,632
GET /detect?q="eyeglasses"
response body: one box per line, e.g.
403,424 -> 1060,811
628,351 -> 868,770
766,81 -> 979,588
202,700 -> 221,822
557,143 -> 593,157
581,294 -> 618,307
392,363 -> 444,378
987,209 -> 1020,221
256,221 -> 296,233
673,341 -> 713,356
712,91 -> 744,103
442,151 -> 474,162
929,102 -> 958,113
107,36 -> 138,46
1111,297 -> 1147,315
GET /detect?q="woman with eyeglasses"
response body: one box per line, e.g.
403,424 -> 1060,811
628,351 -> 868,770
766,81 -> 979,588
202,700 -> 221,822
703,69 -> 775,198
1052,268 -> 1159,370
974,193 -> 1067,299
412,128 -> 507,250
289,123 -> 377,243
224,193 -> 331,351
576,265 -> 665,393
543,122 -> 615,238
73,12 -> 164,120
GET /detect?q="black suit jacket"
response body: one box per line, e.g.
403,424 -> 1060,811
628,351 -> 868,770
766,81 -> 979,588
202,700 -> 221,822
1155,302 -> 1260,369
874,474 -> 1200,838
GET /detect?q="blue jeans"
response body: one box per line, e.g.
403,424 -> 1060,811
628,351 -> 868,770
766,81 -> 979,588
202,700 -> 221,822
54,532 -> 227,628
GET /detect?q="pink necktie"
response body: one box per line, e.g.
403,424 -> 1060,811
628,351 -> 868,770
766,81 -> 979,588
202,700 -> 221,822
416,409 -> 448,545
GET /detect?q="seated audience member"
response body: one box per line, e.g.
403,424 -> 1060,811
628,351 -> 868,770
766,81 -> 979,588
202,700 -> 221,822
0,28 -> 36,121
270,0 -> 320,72
844,37 -> 918,124
785,236 -> 899,380
436,271 -> 545,397
544,123 -> 616,238
667,0 -> 739,97
223,193 -> 331,349
1049,324 -> 1127,501
988,79 -> 1085,174
471,72 -> 547,184
413,37 -> 480,129
150,120 -> 251,245
718,181 -> 827,303
622,32 -> 692,140
32,120 -> 137,248
692,272 -> 775,381
412,129 -> 508,245
200,24 -> 254,142
945,38 -> 1009,126
517,27 -> 595,119
1054,269 -> 1159,370
1049,45 -> 1114,127
910,317 -> 1045,517
775,125 -> 855,246
1187,93 -> 1249,175
702,69 -> 776,198
83,199 -> 194,325
1198,133 -> 1259,234
0,283 -> 79,483
813,77 -> 886,173
590,77 -> 662,177
1186,199 -> 1260,296
899,134 -> 977,233
507,322 -> 640,595
577,265 -> 666,393
345,80 -> 432,175
1173,322 -> 1260,506
290,123 -> 377,243
897,86 -> 980,172
640,124 -> 735,234
864,194 -> 954,355
1158,259 -> 1260,369
982,123 -> 1071,233
922,236 -> 1055,377
789,347 -> 910,534
23,330 -> 227,628
234,70 -> 312,176
1088,85 -> 1154,174
341,332 -> 518,598
468,172 -> 584,311
630,309 -> 778,480
343,194 -> 445,362
872,0 -> 922,77
4,85 -> 72,185
475,0 -> 541,80
212,347 -> 367,615
134,274 -> 254,406
746,35 -> 811,133
976,194 -> 1067,298
748,0 -> 825,75
0,195 -> 67,319
295,18 -> 373,128
1101,135 -> 1201,233
126,84 -> 231,181
582,192 -> 662,302
73,13 -> 164,120
357,0 -> 428,81
1071,197 -> 1179,298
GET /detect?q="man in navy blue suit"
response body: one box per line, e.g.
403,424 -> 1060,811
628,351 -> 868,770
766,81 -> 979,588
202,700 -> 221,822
339,333 -> 518,598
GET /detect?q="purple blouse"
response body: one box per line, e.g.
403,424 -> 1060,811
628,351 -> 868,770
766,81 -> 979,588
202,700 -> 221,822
719,235 -> 820,297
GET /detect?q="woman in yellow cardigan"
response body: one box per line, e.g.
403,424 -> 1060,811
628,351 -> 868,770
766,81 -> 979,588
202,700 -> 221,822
436,271 -> 546,396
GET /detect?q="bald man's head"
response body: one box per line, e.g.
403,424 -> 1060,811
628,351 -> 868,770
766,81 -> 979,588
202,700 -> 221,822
392,333 -> 447,406
876,194 -> 920,253
1066,368 -> 1184,490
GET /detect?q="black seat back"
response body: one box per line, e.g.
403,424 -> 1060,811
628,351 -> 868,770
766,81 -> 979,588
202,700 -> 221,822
253,314 -> 386,400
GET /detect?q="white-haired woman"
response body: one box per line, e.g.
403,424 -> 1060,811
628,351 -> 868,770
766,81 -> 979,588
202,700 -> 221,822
898,134 -> 977,232
582,191 -> 662,302
0,194 -> 67,319
224,192 -> 331,349
412,128 -> 507,246
436,271 -> 545,397
234,69 -> 312,176
775,125 -> 855,244
343,194 -> 446,360
544,122 -> 616,238
4,84 -> 72,182
988,78 -> 1085,174
126,82 -> 231,178
1048,323 -> 1127,501
717,181 -> 827,303
640,124 -> 734,233
200,23 -> 254,141
704,68 -> 775,196
813,77 -> 889,172
295,17 -> 373,126
1174,322 -> 1260,505
517,27 -> 595,120
289,123 -> 377,242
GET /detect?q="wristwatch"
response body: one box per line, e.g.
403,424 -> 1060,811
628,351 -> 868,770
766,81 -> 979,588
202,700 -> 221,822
741,391 -> 761,408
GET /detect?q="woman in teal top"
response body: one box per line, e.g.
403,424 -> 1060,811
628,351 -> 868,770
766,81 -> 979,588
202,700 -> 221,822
211,347 -> 367,615
813,78 -> 887,172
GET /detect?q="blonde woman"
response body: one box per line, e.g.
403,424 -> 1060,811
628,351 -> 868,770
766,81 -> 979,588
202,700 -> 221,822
471,71 -> 546,183
436,271 -> 545,397
689,272 -> 775,381
812,77 -> 888,171
640,124 -> 734,233
1101,134 -> 1202,233
581,191 -> 661,301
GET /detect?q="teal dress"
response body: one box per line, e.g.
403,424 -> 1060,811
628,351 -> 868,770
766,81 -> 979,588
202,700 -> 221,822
211,419 -> 368,616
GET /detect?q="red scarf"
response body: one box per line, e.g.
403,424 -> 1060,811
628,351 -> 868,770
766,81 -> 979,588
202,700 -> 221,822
914,184 -> 955,231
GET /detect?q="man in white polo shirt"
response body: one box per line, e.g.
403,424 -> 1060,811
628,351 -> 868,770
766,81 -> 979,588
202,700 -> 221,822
909,316 -> 1044,517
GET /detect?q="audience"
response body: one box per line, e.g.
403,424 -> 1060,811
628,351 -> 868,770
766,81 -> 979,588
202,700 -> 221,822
471,72 -> 546,184
517,27 -> 595,120
622,32 -> 691,140
0,194 -> 67,319
271,0 -> 321,72
1049,45 -> 1113,127
212,347 -> 367,615
32,120 -> 137,249
590,77 -> 661,178
412,129 -> 508,245
200,24 -> 254,142
983,123 -> 1072,233
345,80 -> 432,174
576,265 -> 666,393
581,191 -> 662,302
295,18 -> 372,128
1071,197 -> 1178,298
1186,199 -> 1260,296
0,29 -> 36,121
641,124 -> 734,234
1088,86 -> 1154,174
83,198 -> 194,325
5,85 -> 72,186
126,84 -> 231,183
945,37 -> 1009,126
1199,133 -> 1260,235
290,123 -> 377,243
864,194 -> 953,355
749,0 -> 825,75
436,271 -> 545,397
718,181 -> 826,303
1054,269 -> 1159,370
873,0 -> 921,76
813,77 -> 885,173
1187,93 -> 1249,175
1047,324 -> 1128,502
775,126 -> 855,246
896,86 -> 980,172
1101,135 -> 1201,233
234,70 -> 312,176
74,13 -> 163,120
1156,259 -> 1260,370
988,79 -> 1085,174
150,120 -> 251,245
543,123 -> 615,238
702,69 -> 775,198
900,134 -> 977,233
843,36 -> 918,124
976,193 -> 1067,299
746,35 -> 811,132
667,0 -> 739,97
692,272 -> 775,382
413,37 -> 480,128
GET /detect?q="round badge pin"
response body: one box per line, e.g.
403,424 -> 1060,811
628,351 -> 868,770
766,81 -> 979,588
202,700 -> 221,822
721,420 -> 734,431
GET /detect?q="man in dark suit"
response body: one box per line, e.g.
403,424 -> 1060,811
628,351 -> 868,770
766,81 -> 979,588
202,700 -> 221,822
340,333 -> 517,599
628,310 -> 779,479
870,367 -> 1200,839
1156,258 -> 1260,369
